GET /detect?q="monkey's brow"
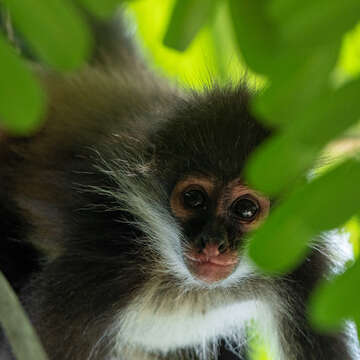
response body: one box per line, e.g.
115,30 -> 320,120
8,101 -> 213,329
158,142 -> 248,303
176,172 -> 215,183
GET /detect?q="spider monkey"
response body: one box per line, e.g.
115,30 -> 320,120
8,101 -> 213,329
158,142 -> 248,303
0,8 -> 356,360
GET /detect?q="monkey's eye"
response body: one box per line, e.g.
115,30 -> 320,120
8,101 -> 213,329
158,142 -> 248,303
182,189 -> 207,210
231,196 -> 259,222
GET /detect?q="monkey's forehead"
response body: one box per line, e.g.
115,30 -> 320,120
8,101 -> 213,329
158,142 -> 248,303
153,88 -> 270,186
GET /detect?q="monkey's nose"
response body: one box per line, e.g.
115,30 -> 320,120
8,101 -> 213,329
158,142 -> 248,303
184,242 -> 239,283
202,243 -> 221,257
198,234 -> 229,254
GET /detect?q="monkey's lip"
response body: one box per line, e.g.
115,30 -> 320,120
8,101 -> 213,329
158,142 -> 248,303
184,253 -> 238,283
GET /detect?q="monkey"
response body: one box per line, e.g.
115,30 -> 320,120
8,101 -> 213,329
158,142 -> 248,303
0,8 -> 357,360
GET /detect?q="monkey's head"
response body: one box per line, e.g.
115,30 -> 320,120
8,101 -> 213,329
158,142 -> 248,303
150,86 -> 271,285
0,71 -> 272,300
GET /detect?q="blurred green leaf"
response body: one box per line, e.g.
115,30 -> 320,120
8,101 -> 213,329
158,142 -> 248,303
0,271 -> 48,360
228,0 -> 279,74
309,258 -> 360,331
253,41 -> 340,126
131,0 -> 252,88
78,0 -> 123,19
270,0 -> 360,48
249,159 -> 360,273
246,133 -> 317,195
0,33 -> 45,135
227,0 -> 317,78
210,1 -> 245,84
3,0 -> 92,70
288,78 -> 360,146
163,0 -> 218,51
247,78 -> 360,195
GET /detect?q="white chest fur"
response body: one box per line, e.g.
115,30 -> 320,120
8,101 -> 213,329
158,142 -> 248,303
112,297 -> 283,359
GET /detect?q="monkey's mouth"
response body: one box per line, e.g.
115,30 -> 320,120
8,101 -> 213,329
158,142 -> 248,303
184,244 -> 238,284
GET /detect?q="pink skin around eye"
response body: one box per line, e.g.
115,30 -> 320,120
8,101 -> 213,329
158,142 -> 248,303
185,244 -> 238,283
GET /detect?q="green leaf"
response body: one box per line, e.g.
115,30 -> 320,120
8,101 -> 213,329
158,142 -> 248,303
78,0 -> 123,19
0,34 -> 45,135
228,0 -> 279,74
270,0 -> 360,48
309,259 -> 360,331
246,133 -> 318,195
288,78 -> 360,146
248,159 -> 360,273
3,0 -> 92,70
253,41 -> 340,126
0,271 -> 49,360
163,0 -> 218,51
247,78 -> 360,195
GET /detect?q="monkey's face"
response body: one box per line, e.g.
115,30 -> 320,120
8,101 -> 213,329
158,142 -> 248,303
150,87 -> 271,285
170,175 -> 270,284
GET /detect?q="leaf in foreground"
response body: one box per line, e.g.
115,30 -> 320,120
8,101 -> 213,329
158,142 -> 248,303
249,159 -> 360,273
0,271 -> 48,360
78,0 -> 123,19
3,0 -> 92,70
309,259 -> 360,331
0,34 -> 45,135
247,78 -> 360,195
163,0 -> 218,51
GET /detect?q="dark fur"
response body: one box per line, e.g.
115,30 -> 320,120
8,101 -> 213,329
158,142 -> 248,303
0,10 -> 355,360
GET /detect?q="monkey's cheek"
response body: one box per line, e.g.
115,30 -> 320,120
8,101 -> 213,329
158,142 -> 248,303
186,260 -> 237,284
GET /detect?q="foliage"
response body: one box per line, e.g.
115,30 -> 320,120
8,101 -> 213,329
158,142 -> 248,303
129,0 -> 261,87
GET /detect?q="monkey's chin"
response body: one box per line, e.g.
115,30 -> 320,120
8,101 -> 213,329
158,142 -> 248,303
184,252 -> 238,284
